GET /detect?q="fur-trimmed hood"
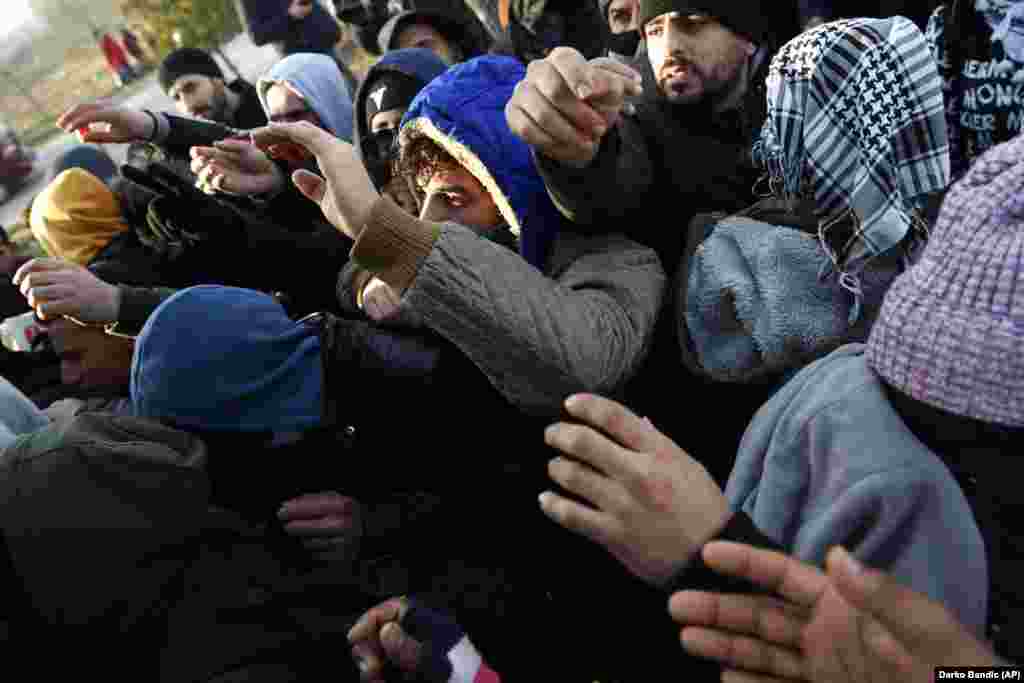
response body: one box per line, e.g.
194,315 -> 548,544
398,55 -> 563,269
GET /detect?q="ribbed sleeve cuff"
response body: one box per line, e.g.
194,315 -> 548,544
350,196 -> 441,293
663,511 -> 784,596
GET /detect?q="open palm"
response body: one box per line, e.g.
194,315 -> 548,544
191,140 -> 286,197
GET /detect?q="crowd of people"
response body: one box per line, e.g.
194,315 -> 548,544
0,0 -> 1021,680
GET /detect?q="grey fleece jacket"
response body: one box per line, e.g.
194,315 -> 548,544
726,344 -> 989,633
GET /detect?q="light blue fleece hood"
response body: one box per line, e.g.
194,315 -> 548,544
257,52 -> 354,142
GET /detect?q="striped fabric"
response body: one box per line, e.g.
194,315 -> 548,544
757,17 -> 950,280
402,599 -> 503,683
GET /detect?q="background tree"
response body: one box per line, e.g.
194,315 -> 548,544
119,0 -> 243,76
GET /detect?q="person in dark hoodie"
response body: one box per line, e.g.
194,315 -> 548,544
507,0 -> 801,481
508,0 -> 800,269
157,47 -> 268,131
377,7 -> 490,63
600,0 -> 643,63
352,47 -> 448,207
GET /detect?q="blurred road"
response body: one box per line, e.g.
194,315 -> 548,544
0,33 -> 282,227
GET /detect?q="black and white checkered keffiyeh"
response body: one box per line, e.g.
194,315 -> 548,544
756,17 -> 950,319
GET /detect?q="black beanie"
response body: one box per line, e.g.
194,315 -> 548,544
638,1 -> 767,43
158,48 -> 224,93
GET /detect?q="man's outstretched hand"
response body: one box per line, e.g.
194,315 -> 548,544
14,258 -> 120,323
57,102 -> 153,144
250,122 -> 379,240
191,140 -> 286,197
506,47 -> 642,168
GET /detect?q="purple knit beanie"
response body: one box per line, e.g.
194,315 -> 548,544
866,134 -> 1024,428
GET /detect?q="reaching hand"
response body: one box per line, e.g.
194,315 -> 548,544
57,102 -> 153,144
250,122 -> 379,240
348,597 -> 423,682
13,258 -> 120,323
278,491 -> 363,560
506,47 -> 643,168
541,394 -> 731,586
349,597 -> 495,683
670,542 -> 1004,683
191,139 -> 286,197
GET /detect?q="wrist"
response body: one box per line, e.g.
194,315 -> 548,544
655,506 -> 735,588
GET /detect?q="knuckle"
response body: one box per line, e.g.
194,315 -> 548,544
544,495 -> 570,524
556,460 -> 584,490
631,461 -> 672,505
561,425 -> 589,455
549,46 -> 581,64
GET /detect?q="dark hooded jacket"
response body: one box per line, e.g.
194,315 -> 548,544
353,48 -> 449,187
535,8 -> 801,481
377,8 -> 492,59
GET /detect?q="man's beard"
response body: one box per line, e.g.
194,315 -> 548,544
656,54 -> 745,111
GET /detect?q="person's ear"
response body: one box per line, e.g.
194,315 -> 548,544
743,40 -> 757,57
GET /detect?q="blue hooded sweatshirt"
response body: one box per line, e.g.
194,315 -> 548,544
398,55 -> 564,270
257,53 -> 354,142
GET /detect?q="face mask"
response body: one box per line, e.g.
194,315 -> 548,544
607,29 -> 640,59
362,127 -> 398,189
